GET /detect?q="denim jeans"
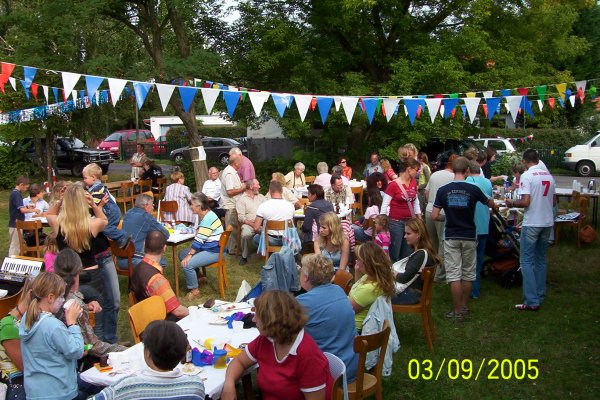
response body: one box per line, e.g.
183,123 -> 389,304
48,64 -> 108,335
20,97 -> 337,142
179,248 -> 220,290
252,233 -> 283,248
470,234 -> 488,298
519,226 -> 552,307
97,254 -> 120,344
352,225 -> 372,242
389,219 -> 410,262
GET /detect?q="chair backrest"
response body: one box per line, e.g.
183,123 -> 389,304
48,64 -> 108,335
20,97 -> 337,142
120,181 -> 134,191
332,269 -> 354,295
137,179 -> 152,193
128,295 -> 167,344
420,267 -> 435,309
159,201 -> 179,223
101,174 -> 108,183
0,287 -> 23,319
217,226 -> 234,263
324,352 -> 348,400
263,219 -> 294,261
108,239 -> 135,278
305,175 -> 316,184
128,291 -> 137,306
155,177 -> 167,198
350,186 -> 364,217
15,219 -> 43,257
353,320 -> 391,397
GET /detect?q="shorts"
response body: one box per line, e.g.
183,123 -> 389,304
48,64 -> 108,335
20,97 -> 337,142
444,239 -> 476,282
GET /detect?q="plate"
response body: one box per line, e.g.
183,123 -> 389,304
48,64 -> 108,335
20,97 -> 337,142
181,364 -> 203,375
209,316 -> 229,325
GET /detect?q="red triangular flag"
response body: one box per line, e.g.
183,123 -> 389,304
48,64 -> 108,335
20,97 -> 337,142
482,104 -> 488,118
310,97 -> 317,111
517,88 -> 529,96
417,105 -> 422,119
381,103 -> 387,118
548,98 -> 555,109
31,83 -> 39,100
577,87 -> 585,103
1,62 -> 15,84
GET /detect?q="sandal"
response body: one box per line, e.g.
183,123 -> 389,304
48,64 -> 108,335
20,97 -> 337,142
514,303 -> 540,311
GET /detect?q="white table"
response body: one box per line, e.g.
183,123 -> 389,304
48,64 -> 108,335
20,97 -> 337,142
555,188 -> 599,227
80,302 -> 259,399
167,232 -> 196,296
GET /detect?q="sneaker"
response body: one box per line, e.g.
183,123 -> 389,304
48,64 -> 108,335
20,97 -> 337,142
184,289 -> 201,301
515,303 -> 540,311
239,257 -> 248,265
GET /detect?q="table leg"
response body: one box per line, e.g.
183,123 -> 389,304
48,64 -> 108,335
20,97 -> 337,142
171,245 -> 179,297
593,196 -> 598,228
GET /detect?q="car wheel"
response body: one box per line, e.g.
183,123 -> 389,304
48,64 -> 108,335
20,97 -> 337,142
219,154 -> 229,166
71,162 -> 85,177
576,161 -> 595,177
173,154 -> 185,164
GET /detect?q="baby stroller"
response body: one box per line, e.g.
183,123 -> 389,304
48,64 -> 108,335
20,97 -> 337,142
484,208 -> 522,288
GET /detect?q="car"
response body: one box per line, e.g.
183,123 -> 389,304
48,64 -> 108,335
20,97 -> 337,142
419,137 -> 485,171
152,134 -> 168,156
16,137 -> 114,177
97,129 -> 155,158
563,131 -> 600,177
170,137 -> 248,166
471,137 -> 516,154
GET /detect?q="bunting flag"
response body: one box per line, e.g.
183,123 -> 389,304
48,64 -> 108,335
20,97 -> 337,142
569,95 -> 576,108
52,87 -> 59,103
517,88 -> 529,96
521,97 -> 535,118
1,62 -> 15,83
223,90 -> 241,117
294,94 -> 312,122
463,97 -> 481,123
72,90 -> 78,103
31,83 -> 39,101
500,89 -> 512,97
85,75 -> 104,102
382,98 -> 400,122
555,83 -> 567,102
505,96 -> 523,122
535,85 -> 547,101
537,100 -> 544,112
200,87 -> 220,114
248,91 -> 270,116
424,98 -> 442,123
23,67 -> 37,89
61,72 -> 80,100
178,86 -> 197,113
340,96 -> 359,124
316,97 -> 334,124
8,77 -> 16,91
155,83 -> 176,111
362,98 -> 378,124
575,80 -> 587,93
19,80 -> 30,100
108,78 -> 127,106
42,85 -> 49,103
404,99 -> 421,125
333,96 -> 342,112
482,91 -> 493,98
548,97 -> 555,109
132,82 -> 152,109
442,98 -> 460,119
465,92 -> 476,98
482,104 -> 488,118
271,93 -> 291,117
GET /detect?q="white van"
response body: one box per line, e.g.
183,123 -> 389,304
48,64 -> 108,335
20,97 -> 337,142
472,137 -> 516,155
563,131 -> 600,176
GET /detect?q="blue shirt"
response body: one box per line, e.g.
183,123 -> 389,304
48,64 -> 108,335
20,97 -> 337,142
122,207 -> 170,259
8,189 -> 24,228
297,283 -> 359,382
434,180 -> 489,240
466,175 -> 493,235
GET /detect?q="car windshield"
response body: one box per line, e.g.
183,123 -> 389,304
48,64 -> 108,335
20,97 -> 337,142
583,134 -> 600,146
60,138 -> 86,149
105,132 -> 125,141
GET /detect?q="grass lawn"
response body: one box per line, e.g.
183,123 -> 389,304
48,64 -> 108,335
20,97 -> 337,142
1,177 -> 599,399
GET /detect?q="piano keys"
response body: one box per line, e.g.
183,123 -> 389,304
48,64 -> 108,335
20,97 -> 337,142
0,256 -> 43,297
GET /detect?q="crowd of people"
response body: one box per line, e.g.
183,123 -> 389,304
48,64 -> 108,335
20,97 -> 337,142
2,140 -> 556,399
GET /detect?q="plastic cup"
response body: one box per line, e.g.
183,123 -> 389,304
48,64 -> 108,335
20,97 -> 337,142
232,320 -> 244,332
213,349 -> 228,369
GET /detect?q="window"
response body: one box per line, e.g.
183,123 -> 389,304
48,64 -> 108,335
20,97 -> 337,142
488,140 -> 506,151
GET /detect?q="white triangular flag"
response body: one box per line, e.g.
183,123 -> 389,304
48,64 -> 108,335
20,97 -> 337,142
569,95 -> 576,107
201,87 -> 220,114
340,97 -> 359,125
42,85 -> 49,103
155,83 -> 176,112
61,72 -> 80,100
383,98 -> 400,122
505,96 -> 523,122
483,91 -> 493,98
108,78 -> 128,106
463,97 -> 481,124
333,96 -> 342,111
575,80 -> 587,92
72,90 -> 78,103
8,77 -> 16,91
294,94 -> 312,122
248,91 -> 270,116
424,98 -> 442,123
537,100 -> 544,112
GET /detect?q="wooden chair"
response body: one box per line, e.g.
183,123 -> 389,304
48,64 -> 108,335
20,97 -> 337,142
115,181 -> 135,213
137,179 -> 152,194
154,176 -> 167,203
200,226 -> 233,298
128,291 -> 137,307
158,200 -> 178,223
16,219 -> 43,258
108,239 -> 135,278
101,174 -> 108,183
344,320 -> 391,400
555,196 -> 589,247
332,269 -> 354,295
0,287 -> 23,318
325,352 -> 348,400
351,186 -> 364,216
128,295 -> 166,344
392,266 -> 436,352
263,220 -> 294,263
305,175 -> 316,184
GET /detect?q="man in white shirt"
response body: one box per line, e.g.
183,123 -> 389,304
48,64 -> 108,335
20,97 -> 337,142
236,179 -> 266,265
252,181 -> 295,247
506,149 -> 556,311
201,166 -> 224,217
220,154 -> 245,254
313,162 -> 332,189
363,152 -> 382,178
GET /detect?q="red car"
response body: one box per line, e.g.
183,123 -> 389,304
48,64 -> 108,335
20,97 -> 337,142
97,129 -> 155,158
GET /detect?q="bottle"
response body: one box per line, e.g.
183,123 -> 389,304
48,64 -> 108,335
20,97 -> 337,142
572,179 -> 578,192
185,344 -> 192,363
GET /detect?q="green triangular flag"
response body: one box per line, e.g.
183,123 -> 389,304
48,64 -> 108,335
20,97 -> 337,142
449,93 -> 459,99
376,98 -> 382,114
590,86 -> 597,98
536,85 -> 547,101
241,91 -> 247,102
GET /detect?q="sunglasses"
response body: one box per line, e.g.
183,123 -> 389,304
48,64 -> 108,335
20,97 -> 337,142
340,160 -> 347,163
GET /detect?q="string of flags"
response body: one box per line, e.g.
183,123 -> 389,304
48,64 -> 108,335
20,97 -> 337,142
0,60 -> 597,127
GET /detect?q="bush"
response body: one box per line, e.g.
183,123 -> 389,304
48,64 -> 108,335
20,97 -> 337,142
481,128 -> 586,151
0,146 -> 38,189
490,152 -> 523,178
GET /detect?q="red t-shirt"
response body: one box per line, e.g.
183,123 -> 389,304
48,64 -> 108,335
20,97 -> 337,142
246,330 -> 332,400
385,179 -> 418,220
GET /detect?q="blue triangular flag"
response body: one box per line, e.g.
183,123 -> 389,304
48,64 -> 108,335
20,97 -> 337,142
223,90 -> 241,117
500,89 -> 512,97
565,88 -> 572,98
288,96 -> 294,108
485,97 -> 502,120
133,82 -> 152,109
20,80 -> 30,100
178,86 -> 197,113
52,87 -> 59,103
272,94 -> 290,117
442,98 -> 460,119
23,67 -> 37,88
316,97 -> 334,124
460,105 -> 467,117
79,90 -> 85,100
404,99 -> 421,125
558,97 -> 564,108
85,76 -> 104,101
362,98 -> 379,124
520,96 -> 535,118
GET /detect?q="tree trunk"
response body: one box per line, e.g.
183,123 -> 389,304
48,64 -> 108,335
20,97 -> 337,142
45,129 -> 54,186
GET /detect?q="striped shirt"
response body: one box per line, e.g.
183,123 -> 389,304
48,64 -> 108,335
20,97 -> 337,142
191,210 -> 223,253
131,257 -> 181,314
163,183 -> 194,223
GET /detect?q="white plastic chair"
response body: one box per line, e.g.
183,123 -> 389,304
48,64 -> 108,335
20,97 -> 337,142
324,352 -> 349,400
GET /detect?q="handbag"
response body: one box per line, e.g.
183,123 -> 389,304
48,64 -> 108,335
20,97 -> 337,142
282,219 -> 302,255
392,249 -> 428,293
396,181 -> 416,218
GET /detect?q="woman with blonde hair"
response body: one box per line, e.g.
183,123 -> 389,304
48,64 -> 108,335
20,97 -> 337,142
314,211 -> 350,272
221,290 -> 332,400
392,218 -> 440,305
349,241 -> 396,331
268,172 -> 301,209
163,170 -> 194,223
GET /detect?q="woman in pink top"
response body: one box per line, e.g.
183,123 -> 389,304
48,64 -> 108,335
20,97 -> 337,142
381,158 -> 421,262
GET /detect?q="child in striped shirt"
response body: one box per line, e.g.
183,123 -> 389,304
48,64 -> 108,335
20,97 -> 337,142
374,214 -> 391,256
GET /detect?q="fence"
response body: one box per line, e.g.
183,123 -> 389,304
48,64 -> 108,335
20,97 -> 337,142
527,147 -> 568,169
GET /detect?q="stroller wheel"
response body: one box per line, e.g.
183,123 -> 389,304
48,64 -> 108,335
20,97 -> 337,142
500,269 -> 522,288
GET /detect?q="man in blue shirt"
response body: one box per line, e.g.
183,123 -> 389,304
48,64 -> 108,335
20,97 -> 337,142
8,176 -> 31,256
